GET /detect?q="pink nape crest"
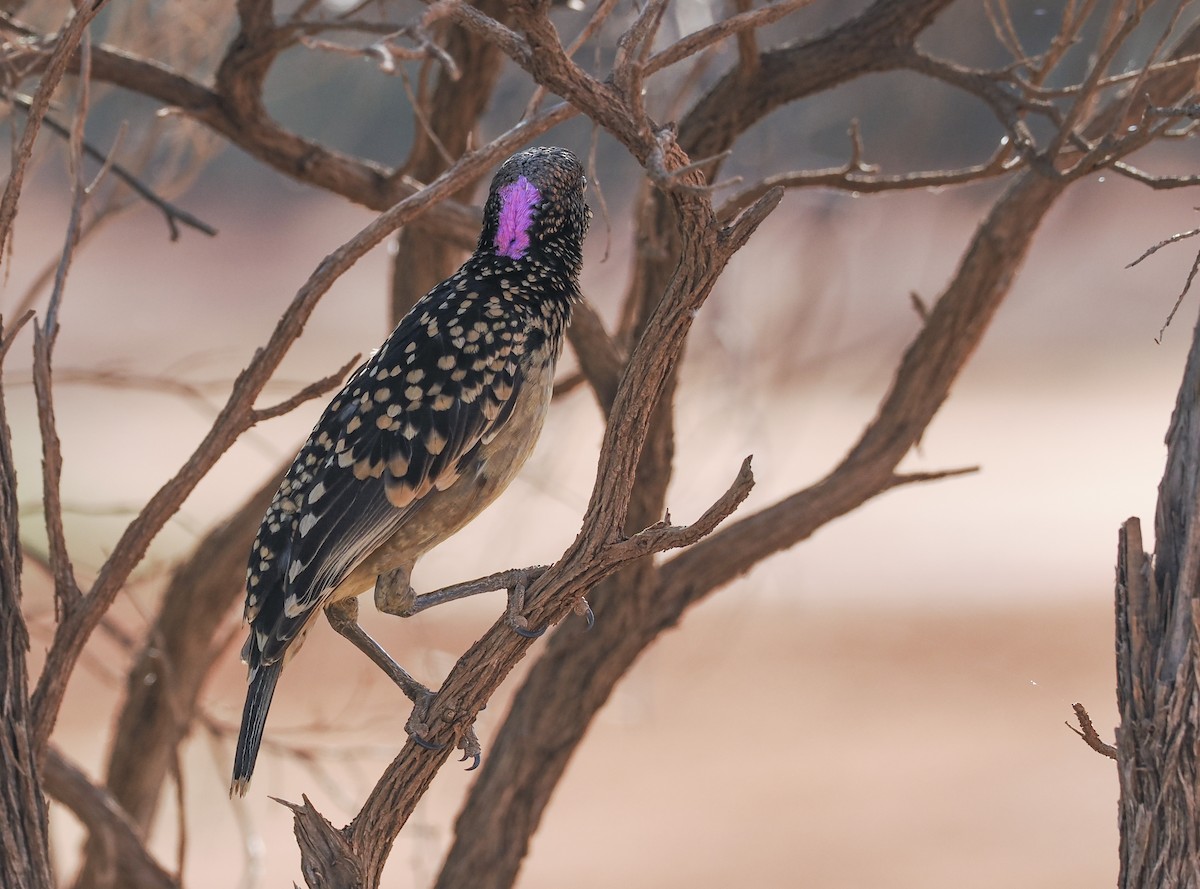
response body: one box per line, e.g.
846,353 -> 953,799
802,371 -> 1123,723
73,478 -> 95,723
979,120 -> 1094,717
494,176 -> 540,259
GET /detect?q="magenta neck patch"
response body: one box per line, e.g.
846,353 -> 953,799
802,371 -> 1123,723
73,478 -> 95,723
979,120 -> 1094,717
494,176 -> 540,259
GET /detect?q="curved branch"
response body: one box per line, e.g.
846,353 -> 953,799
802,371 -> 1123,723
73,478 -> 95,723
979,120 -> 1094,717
69,473 -> 279,889
433,8 -> 1200,889
289,174 -> 782,889
717,145 -> 1019,220
44,749 -> 178,889
30,116 -> 566,753
678,0 -> 956,163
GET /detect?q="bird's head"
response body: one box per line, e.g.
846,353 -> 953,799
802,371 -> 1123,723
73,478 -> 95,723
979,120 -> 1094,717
478,146 -> 590,277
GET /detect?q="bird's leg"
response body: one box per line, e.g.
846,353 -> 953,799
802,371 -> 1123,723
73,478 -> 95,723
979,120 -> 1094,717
373,565 -> 417,616
324,597 -> 429,704
505,567 -> 548,638
323,597 -> 438,746
325,596 -> 480,764
375,564 -> 554,636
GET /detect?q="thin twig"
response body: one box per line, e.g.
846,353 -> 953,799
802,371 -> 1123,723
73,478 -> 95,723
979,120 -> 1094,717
249,355 -> 360,423
5,93 -> 217,241
0,0 -> 111,265
1067,702 -> 1118,759
0,310 -> 35,362
645,0 -> 812,76
1111,161 -> 1200,189
1125,222 -> 1200,341
604,456 -> 755,562
718,147 -> 1019,219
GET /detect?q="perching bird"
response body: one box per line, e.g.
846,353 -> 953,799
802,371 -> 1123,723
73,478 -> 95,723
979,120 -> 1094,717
231,146 -> 590,796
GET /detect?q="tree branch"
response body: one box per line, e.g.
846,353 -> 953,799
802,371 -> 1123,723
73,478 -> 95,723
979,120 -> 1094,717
30,115 -> 572,754
43,748 -> 178,889
0,314 -> 53,887
0,0 -> 110,264
5,93 -> 217,240
1068,702 -> 1118,760
289,161 -> 782,889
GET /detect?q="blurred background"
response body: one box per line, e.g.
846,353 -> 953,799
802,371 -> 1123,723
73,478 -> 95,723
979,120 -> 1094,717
6,0 -> 1199,885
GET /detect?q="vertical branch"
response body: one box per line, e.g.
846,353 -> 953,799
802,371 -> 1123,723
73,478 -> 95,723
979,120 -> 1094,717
0,0 -> 109,264
72,475 -> 281,889
1113,305 -> 1200,888
33,25 -> 94,617
0,10 -> 102,882
0,314 -> 53,888
28,129 -> 544,754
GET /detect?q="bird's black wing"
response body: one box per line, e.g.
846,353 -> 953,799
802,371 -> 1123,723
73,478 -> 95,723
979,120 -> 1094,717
244,279 -> 528,667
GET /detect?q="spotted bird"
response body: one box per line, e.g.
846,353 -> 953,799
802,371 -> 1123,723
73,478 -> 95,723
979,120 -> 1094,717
231,146 -> 590,795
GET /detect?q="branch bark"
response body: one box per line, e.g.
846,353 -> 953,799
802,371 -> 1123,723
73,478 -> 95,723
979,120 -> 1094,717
70,474 -> 280,889
434,3 -> 959,886
30,117 -> 562,755
0,315 -> 53,889
45,749 -> 178,889
1112,304 -> 1200,888
288,173 -> 781,889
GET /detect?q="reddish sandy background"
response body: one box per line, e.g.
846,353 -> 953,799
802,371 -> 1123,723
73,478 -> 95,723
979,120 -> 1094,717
8,151 -> 1198,885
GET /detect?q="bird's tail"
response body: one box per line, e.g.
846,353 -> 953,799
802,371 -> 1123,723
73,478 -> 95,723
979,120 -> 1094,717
230,661 -> 282,797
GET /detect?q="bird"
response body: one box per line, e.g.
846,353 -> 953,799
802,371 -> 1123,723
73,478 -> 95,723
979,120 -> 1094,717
231,146 -> 590,796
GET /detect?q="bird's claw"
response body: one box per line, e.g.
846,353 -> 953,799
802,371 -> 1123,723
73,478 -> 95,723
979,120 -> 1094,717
458,726 -> 482,771
406,694 -> 483,768
511,616 -> 548,638
411,731 -> 445,751
406,693 -> 445,751
506,568 -> 549,638
574,597 -> 594,630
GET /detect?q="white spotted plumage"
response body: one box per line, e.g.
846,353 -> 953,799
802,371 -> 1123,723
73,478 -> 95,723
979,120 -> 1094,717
232,146 -> 590,795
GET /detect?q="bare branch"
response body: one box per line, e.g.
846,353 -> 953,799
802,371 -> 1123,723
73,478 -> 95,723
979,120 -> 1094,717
1111,161 -> 1200,189
5,93 -> 217,241
1125,222 -> 1200,341
0,310 -> 35,361
890,466 -> 981,487
718,145 -> 1018,220
0,308 -> 54,889
31,32 -> 95,619
603,456 -> 755,562
1127,223 -> 1200,267
0,0 -> 111,264
441,2 -> 530,66
645,0 -> 811,75
297,32 -> 458,81
30,113 -> 577,752
43,749 -> 178,889
1067,702 -> 1118,760
248,355 -> 359,424
32,327 -> 81,616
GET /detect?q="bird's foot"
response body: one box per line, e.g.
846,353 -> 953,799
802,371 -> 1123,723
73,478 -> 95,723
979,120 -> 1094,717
575,597 -> 595,630
505,566 -> 550,638
458,726 -> 482,771
406,692 -> 484,769
405,689 -> 444,751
